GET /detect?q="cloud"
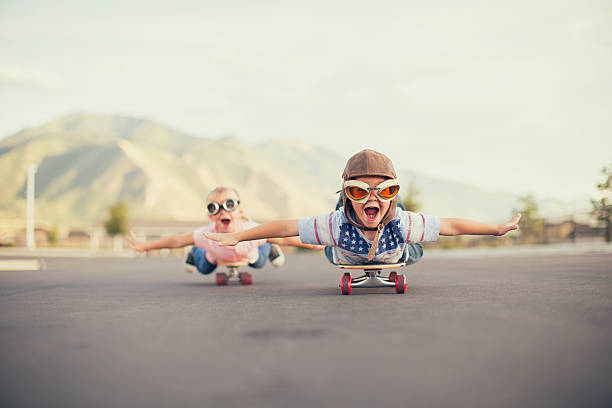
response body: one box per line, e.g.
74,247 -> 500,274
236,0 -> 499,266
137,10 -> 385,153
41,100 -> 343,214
0,64 -> 63,90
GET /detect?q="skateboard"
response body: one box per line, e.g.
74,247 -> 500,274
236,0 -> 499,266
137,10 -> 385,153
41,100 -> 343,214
337,262 -> 407,295
215,261 -> 252,286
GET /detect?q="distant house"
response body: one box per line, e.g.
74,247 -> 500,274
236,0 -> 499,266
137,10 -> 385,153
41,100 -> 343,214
11,227 -> 52,247
125,219 -> 204,239
91,219 -> 204,254
65,230 -> 91,247
544,220 -> 602,243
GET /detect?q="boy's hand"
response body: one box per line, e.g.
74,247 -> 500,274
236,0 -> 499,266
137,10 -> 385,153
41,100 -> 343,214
496,214 -> 522,236
204,231 -> 240,246
126,231 -> 146,252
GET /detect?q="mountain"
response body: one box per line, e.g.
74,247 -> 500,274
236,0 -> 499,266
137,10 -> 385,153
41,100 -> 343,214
0,113 -> 582,227
0,114 -> 344,226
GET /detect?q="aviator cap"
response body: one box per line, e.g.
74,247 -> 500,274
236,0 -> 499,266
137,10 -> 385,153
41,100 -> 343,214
342,149 -> 397,181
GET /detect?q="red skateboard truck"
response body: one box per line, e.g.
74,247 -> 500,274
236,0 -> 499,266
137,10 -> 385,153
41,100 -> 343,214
215,261 -> 252,286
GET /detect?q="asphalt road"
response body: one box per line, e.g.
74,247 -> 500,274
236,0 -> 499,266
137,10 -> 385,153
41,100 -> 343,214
1,251 -> 611,408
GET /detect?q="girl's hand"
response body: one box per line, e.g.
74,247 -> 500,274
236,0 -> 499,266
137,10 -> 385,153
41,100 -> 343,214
496,214 -> 522,236
204,231 -> 240,246
126,231 -> 146,252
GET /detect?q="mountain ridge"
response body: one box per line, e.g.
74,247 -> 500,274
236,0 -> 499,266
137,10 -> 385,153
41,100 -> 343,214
0,113 -> 581,227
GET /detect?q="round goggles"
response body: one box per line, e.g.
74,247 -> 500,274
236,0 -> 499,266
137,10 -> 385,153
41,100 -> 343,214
206,198 -> 240,215
343,179 -> 400,204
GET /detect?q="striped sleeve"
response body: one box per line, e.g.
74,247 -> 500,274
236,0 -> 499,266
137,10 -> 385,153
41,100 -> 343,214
398,210 -> 440,243
298,211 -> 341,246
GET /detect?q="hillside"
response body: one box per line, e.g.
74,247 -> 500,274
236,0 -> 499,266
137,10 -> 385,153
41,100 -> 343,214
0,113 -> 579,228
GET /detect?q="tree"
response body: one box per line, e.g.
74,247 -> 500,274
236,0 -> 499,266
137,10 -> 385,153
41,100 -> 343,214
402,181 -> 421,212
104,202 -> 129,237
591,164 -> 612,242
514,193 -> 544,244
48,224 -> 59,246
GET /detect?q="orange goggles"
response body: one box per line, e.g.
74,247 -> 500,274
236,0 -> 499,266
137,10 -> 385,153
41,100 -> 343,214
343,179 -> 400,204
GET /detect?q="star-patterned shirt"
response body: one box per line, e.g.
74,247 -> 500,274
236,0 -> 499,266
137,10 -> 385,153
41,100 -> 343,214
298,208 -> 440,264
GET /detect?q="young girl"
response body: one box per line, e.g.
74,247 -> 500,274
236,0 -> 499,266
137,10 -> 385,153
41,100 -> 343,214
204,150 -> 521,266
127,186 -> 320,274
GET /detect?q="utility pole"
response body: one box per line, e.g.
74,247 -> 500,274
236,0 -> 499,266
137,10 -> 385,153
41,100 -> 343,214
26,164 -> 37,250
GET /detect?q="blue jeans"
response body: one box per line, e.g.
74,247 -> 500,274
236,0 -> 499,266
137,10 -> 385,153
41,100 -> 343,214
191,243 -> 271,275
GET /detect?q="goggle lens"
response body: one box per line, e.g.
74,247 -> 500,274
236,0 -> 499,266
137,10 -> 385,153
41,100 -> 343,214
206,202 -> 219,214
346,186 -> 370,201
379,185 -> 399,200
224,199 -> 237,211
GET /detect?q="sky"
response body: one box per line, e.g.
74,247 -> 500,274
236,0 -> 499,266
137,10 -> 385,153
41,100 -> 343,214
1,0 -> 611,204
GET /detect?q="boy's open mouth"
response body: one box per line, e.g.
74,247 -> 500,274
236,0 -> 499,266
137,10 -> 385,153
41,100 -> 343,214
364,205 -> 379,221
220,217 -> 231,227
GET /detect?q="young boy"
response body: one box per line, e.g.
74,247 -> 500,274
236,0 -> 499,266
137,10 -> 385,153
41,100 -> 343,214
126,186 -> 319,275
204,150 -> 521,265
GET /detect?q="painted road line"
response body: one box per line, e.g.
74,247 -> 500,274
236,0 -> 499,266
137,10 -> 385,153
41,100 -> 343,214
0,259 -> 44,271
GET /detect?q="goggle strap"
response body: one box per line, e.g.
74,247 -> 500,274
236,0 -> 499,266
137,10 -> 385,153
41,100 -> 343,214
367,225 -> 383,261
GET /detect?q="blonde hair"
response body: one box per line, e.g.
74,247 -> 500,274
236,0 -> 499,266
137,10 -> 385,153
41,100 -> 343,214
205,186 -> 241,203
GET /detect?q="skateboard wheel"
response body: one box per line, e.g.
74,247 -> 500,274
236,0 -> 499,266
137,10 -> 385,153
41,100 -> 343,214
216,273 -> 228,286
389,271 -> 397,282
239,272 -> 252,285
340,273 -> 351,295
395,274 -> 406,294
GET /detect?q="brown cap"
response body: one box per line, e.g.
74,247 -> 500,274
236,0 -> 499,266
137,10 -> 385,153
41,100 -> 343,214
342,149 -> 397,180
341,149 -> 399,234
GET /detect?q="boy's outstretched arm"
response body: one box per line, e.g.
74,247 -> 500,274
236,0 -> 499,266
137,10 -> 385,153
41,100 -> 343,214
205,220 -> 299,246
439,214 -> 521,236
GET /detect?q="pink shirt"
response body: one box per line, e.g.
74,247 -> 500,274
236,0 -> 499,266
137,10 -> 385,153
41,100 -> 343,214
193,221 -> 266,264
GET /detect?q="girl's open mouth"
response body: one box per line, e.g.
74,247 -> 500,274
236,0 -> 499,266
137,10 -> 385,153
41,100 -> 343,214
220,217 -> 231,227
364,207 -> 379,221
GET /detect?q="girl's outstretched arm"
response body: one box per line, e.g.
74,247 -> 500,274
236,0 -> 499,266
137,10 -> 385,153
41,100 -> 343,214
440,214 -> 521,236
205,220 -> 299,246
126,231 -> 194,252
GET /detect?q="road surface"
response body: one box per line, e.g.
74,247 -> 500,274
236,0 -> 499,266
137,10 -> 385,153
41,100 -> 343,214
1,251 -> 611,408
